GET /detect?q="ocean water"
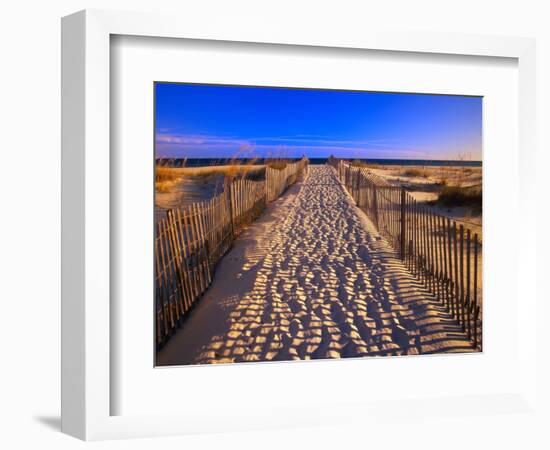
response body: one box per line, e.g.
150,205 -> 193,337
156,157 -> 482,167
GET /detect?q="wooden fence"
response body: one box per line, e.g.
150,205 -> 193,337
266,162 -> 302,201
155,158 -> 309,348
328,158 -> 482,350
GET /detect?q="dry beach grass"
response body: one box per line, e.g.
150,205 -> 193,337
155,160 -> 299,218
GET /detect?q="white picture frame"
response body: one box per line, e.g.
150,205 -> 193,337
61,9 -> 539,441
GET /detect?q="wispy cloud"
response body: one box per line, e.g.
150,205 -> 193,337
155,130 -> 482,161
155,131 -> 411,153
156,133 -> 244,146
155,131 -> 440,159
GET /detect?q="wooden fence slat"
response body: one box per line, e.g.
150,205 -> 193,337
466,229 -> 472,339
436,215 -> 445,303
158,219 -> 175,331
473,233 -> 479,348
176,208 -> 195,310
453,222 -> 459,322
182,208 -> 200,300
190,203 -> 206,293
166,210 -> 185,318
459,224 -> 465,329
154,222 -> 166,343
447,218 -> 455,317
441,214 -> 449,308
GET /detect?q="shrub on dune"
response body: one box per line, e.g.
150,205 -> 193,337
401,167 -> 429,178
437,185 -> 482,214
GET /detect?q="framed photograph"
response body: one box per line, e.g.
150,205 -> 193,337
153,83 -> 483,367
62,9 -> 538,441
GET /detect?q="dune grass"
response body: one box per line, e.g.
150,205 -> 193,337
349,159 -> 369,168
400,167 -> 429,178
188,164 -> 264,181
156,166 -> 184,192
154,152 -> 301,195
266,159 -> 289,170
437,185 -> 482,214
155,163 -> 266,193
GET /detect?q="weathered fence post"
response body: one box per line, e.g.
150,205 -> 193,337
355,169 -> 360,204
400,187 -> 406,260
473,233 -> 479,348
225,178 -> 235,239
372,183 -> 379,230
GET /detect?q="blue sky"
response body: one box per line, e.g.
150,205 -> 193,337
155,83 -> 482,160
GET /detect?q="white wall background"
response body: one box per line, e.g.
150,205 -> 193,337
0,1 -> 548,449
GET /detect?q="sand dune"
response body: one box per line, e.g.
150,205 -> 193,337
156,165 -> 474,366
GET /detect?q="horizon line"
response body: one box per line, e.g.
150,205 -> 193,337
155,156 -> 483,162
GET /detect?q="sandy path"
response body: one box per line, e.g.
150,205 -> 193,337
157,165 -> 474,366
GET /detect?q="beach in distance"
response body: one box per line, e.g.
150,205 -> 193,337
156,157 -> 482,167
